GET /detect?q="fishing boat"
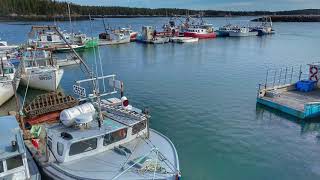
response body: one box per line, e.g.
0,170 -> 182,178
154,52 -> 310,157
0,56 -> 19,106
0,40 -> 18,51
0,116 -> 41,180
184,24 -> 216,39
24,74 -> 181,180
20,49 -> 64,91
229,27 -> 258,37
98,32 -> 131,46
98,17 -> 131,45
215,24 -> 238,37
252,16 -> 275,36
170,37 -> 199,43
183,15 -> 216,39
119,27 -> 138,41
137,26 -> 170,44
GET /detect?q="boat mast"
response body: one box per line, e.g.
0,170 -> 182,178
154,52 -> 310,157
102,15 -> 108,34
67,2 -> 73,43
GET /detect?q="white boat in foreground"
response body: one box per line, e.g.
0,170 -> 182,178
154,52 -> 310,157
0,56 -> 19,106
170,37 -> 199,43
0,116 -> 41,180
25,75 -> 181,180
20,50 -> 64,91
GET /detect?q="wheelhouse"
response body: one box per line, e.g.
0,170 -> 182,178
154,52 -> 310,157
47,115 -> 148,163
0,116 -> 30,179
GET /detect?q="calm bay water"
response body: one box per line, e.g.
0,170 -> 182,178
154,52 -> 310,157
1,17 -> 320,180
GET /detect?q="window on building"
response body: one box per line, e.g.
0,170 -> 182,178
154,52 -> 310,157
103,129 -> 127,146
6,155 -> 23,170
57,142 -> 64,156
69,138 -> 97,156
132,121 -> 147,135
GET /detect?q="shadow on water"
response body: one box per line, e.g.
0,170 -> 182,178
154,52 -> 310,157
256,103 -> 320,137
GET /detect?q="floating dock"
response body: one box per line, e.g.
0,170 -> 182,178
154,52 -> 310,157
257,64 -> 320,119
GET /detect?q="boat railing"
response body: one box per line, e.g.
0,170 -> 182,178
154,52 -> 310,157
258,64 -> 309,92
74,74 -> 123,101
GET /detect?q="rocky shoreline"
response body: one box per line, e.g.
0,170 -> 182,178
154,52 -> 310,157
252,15 -> 320,22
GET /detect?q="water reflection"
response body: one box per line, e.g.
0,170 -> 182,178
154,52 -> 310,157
256,103 -> 320,138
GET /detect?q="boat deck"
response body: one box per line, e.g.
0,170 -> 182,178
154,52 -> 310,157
258,89 -> 320,118
46,129 -> 179,179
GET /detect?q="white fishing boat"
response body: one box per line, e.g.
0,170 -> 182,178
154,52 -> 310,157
137,26 -> 170,44
229,27 -> 258,37
0,116 -> 41,180
98,32 -> 131,46
0,56 -> 19,106
20,49 -> 64,91
0,40 -> 18,51
24,75 -> 181,180
215,24 -> 239,37
252,16 -> 275,36
170,37 -> 199,43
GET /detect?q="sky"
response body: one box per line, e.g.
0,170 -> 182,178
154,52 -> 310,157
61,0 -> 320,11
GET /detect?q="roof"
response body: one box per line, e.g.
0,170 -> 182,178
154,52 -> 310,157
47,118 -> 127,142
0,116 -> 25,160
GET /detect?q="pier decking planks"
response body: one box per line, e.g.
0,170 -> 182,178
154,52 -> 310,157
258,89 -> 320,118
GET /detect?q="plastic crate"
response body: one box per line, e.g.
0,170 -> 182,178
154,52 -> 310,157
296,80 -> 317,92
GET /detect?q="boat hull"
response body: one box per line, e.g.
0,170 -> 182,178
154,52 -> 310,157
98,38 -> 130,46
170,37 -> 198,43
0,81 -> 14,106
130,32 -> 138,41
26,129 -> 180,180
229,31 -> 258,37
21,68 -> 64,91
184,32 -> 216,39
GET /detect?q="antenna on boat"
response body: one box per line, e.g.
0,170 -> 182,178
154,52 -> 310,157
67,2 -> 73,40
89,14 -> 104,127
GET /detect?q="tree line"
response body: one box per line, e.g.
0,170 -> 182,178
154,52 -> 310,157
1,0 -> 320,17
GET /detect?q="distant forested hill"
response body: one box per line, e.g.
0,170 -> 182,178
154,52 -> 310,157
1,0 -> 320,20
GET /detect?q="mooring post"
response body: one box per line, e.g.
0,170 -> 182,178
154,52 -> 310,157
299,65 -> 302,81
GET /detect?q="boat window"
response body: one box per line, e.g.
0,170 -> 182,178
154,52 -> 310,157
47,36 -> 52,42
3,68 -> 13,74
0,43 -> 4,46
69,138 -> 97,156
103,129 -> 127,146
132,121 -> 147,135
57,142 -> 64,156
6,155 -> 23,170
0,161 -> 3,173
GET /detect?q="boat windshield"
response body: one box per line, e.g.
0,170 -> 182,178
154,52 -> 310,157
69,138 -> 98,156
103,128 -> 128,146
132,120 -> 147,135
6,155 -> 23,171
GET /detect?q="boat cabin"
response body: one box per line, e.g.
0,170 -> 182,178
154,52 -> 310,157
0,116 -> 31,179
187,24 -> 214,33
21,50 -> 53,68
46,103 -> 149,163
38,32 -> 64,45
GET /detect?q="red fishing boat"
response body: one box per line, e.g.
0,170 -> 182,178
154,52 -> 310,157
183,15 -> 216,39
184,24 -> 216,39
